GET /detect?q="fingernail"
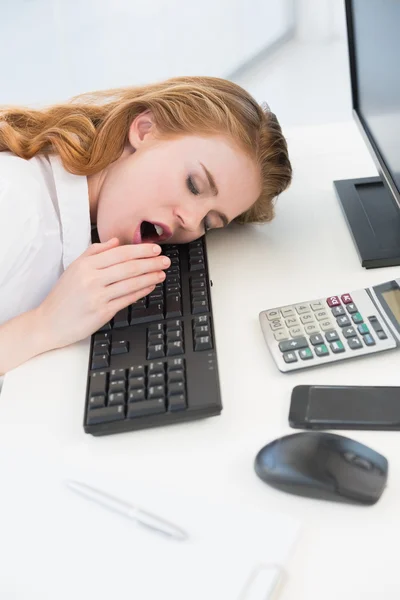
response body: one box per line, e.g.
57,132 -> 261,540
159,271 -> 166,280
152,245 -> 161,253
162,257 -> 170,266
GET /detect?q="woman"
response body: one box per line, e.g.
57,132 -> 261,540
0,76 -> 292,375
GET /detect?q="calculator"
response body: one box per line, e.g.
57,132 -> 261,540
259,279 -> 400,372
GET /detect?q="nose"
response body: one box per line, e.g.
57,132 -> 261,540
174,205 -> 205,233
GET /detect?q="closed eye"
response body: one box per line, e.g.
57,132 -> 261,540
187,175 -> 199,195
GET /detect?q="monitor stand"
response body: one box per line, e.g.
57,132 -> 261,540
334,176 -> 400,269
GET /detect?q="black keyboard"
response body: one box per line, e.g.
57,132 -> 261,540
83,237 -> 222,436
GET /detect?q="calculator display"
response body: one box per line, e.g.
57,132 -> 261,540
382,289 -> 400,324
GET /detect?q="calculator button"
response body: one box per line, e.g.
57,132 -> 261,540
352,312 -> 363,324
315,310 -> 329,321
300,314 -> 314,324
358,323 -> 369,335
331,306 -> 345,317
337,315 -> 351,327
377,330 -> 388,340
295,304 -> 311,314
348,337 -> 362,350
342,326 -> 356,338
325,330 -> 340,342
364,334 -> 376,346
327,296 -> 341,307
330,340 -> 345,353
281,307 -> 296,318
299,348 -> 313,360
346,303 -> 358,314
289,326 -> 304,338
279,337 -> 308,352
305,323 -> 320,335
341,294 -> 353,304
269,319 -> 285,331
266,309 -> 280,321
320,320 -> 335,331
274,329 -> 290,341
311,302 -> 324,311
315,344 -> 329,357
283,351 -> 298,364
285,317 -> 300,328
310,334 -> 324,345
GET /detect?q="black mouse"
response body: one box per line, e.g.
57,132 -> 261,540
254,432 -> 388,505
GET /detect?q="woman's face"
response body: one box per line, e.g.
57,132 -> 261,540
89,112 -> 261,245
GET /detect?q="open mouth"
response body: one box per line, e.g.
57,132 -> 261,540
133,221 -> 171,244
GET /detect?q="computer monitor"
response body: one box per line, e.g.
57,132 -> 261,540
334,0 -> 400,268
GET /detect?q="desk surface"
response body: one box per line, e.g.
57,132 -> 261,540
1,120 -> 400,599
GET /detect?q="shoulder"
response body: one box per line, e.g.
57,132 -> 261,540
0,152 -> 48,217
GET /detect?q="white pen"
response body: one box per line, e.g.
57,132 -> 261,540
66,480 -> 188,542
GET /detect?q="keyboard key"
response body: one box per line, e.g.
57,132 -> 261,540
166,294 -> 182,318
128,376 -> 146,389
148,332 -> 164,344
148,323 -> 164,334
167,341 -> 184,356
148,385 -> 165,399
352,312 -> 363,324
127,398 -> 166,419
113,307 -> 129,328
281,307 -> 295,318
86,405 -> 125,425
320,319 -> 335,331
364,334 -> 376,346
192,300 -> 209,314
358,323 -> 370,335
109,380 -> 126,394
167,330 -> 183,342
337,315 -> 351,327
265,309 -> 280,320
190,258 -> 205,271
315,344 -> 329,357
93,342 -> 109,356
330,340 -> 345,353
98,321 -> 112,331
131,304 -> 164,325
279,337 -> 308,352
168,394 -> 187,411
274,329 -> 290,341
270,319 -> 285,331
310,333 -> 324,345
325,330 -> 339,342
148,373 -> 165,386
342,326 -> 356,338
128,389 -> 146,402
94,332 -> 111,343
148,362 -> 165,375
194,336 -> 213,351
348,337 -> 362,350
283,351 -> 298,363
128,365 -> 145,378
111,341 -> 129,355
305,323 -> 319,335
191,279 -> 206,290
89,372 -> 107,397
168,358 -> 184,371
193,315 -> 209,326
147,344 -> 165,359
168,381 -> 185,395
300,314 -> 314,324
91,354 -> 109,369
194,324 -> 210,336
377,330 -> 388,340
166,320 -> 183,332
108,392 -> 125,406
299,348 -> 313,360
327,296 -> 341,307
289,326 -> 304,338
341,293 -> 353,304
168,369 -> 185,383
110,368 -> 127,381
346,303 -> 358,314
89,395 -> 106,409
295,304 -> 311,314
285,317 -> 300,328
311,301 -> 324,311
331,306 -> 345,317
315,310 -> 329,321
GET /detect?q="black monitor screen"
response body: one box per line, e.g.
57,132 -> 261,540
351,0 -> 400,199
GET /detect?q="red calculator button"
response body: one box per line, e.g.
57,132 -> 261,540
341,293 -> 353,304
327,296 -> 341,307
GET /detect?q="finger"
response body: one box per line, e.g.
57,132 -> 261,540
85,237 -> 120,256
100,255 -> 171,286
105,270 -> 166,301
93,243 -> 163,268
108,285 -> 156,314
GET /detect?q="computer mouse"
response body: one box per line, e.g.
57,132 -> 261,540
254,432 -> 388,505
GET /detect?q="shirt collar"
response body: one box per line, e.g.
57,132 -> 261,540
49,155 -> 91,270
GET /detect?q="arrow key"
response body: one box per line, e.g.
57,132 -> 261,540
279,337 -> 308,352
343,327 -> 356,338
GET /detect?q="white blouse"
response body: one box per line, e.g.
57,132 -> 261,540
0,151 -> 91,326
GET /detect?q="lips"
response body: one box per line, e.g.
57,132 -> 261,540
133,221 -> 172,244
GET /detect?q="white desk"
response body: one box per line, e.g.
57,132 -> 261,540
1,121 -> 400,599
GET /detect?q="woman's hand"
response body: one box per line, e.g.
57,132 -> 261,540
35,237 -> 170,349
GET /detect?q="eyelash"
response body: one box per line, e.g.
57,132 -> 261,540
186,175 -> 211,233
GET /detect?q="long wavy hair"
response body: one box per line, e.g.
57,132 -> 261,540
0,76 -> 292,224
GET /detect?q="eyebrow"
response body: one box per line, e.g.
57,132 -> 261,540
199,162 -> 229,227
